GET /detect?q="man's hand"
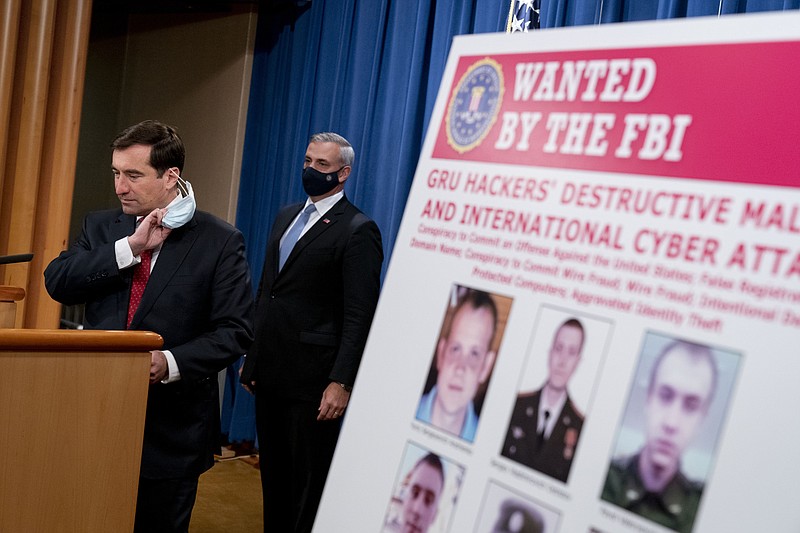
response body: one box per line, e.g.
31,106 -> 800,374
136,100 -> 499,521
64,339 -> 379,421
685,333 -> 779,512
150,350 -> 169,384
239,363 -> 256,395
317,382 -> 350,421
128,208 -> 172,256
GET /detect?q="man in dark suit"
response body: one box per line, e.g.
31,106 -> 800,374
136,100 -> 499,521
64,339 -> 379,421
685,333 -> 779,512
501,318 -> 585,483
44,120 -> 254,533
240,132 -> 383,533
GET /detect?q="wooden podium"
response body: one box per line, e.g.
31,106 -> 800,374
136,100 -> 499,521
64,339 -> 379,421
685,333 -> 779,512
0,329 -> 162,532
0,285 -> 25,328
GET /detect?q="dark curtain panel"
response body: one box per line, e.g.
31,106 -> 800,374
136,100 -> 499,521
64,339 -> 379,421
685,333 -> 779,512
223,0 -> 797,443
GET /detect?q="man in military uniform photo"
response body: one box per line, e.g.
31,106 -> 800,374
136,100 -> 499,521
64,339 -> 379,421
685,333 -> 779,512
601,340 -> 718,533
501,318 -> 586,483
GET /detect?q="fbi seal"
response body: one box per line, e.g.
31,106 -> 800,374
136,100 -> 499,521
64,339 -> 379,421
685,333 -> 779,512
445,58 -> 504,154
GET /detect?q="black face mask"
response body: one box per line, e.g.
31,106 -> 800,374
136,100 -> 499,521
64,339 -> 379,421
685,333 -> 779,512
302,166 -> 343,196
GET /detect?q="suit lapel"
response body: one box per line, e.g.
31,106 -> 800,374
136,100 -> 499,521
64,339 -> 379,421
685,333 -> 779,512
267,203 -> 303,280
279,197 -> 348,274
129,217 -> 200,329
112,212 -> 137,241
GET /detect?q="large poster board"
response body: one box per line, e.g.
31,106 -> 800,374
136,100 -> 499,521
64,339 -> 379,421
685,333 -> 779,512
316,11 -> 800,533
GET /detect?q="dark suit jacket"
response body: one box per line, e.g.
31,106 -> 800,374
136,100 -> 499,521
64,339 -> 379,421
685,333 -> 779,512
240,195 -> 383,401
44,208 -> 254,478
501,388 -> 584,483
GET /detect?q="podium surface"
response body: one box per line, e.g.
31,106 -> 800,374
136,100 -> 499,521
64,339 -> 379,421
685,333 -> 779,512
0,285 -> 25,329
0,329 -> 161,532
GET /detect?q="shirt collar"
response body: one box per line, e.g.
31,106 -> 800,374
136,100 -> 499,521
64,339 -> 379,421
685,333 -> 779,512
306,190 -> 343,216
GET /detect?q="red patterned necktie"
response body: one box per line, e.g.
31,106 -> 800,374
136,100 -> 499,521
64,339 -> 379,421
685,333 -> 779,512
127,249 -> 153,329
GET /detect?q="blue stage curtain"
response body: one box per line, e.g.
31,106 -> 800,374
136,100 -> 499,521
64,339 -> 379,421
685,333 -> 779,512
220,357 -> 257,443
222,0 -> 797,445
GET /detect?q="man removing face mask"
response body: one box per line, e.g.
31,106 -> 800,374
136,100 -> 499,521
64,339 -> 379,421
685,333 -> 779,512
44,119 -> 254,533
161,172 -> 196,229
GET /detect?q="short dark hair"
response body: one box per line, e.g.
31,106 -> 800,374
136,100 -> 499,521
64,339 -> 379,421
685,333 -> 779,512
648,339 -> 718,405
444,289 -> 499,349
555,317 -> 585,353
412,453 -> 444,487
111,120 -> 185,175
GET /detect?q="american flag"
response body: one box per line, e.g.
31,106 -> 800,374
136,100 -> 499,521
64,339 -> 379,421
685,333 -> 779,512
506,0 -> 541,33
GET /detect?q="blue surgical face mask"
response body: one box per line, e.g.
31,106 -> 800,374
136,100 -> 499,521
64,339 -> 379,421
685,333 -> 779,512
162,178 -> 196,229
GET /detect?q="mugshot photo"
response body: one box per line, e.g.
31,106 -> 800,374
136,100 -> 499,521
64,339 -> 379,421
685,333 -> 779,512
501,306 -> 612,483
600,331 -> 741,533
473,481 -> 561,533
382,441 -> 466,533
416,284 -> 513,443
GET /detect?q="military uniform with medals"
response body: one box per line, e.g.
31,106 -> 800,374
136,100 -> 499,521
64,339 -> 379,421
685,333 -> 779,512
501,389 -> 583,483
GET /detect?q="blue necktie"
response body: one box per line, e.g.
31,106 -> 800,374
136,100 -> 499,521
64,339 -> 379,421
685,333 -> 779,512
279,204 -> 316,270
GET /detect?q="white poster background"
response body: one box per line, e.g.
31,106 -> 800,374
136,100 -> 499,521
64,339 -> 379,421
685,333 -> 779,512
316,11 -> 800,533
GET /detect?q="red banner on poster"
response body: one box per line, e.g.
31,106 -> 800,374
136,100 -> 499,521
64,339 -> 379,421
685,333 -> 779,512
433,42 -> 800,187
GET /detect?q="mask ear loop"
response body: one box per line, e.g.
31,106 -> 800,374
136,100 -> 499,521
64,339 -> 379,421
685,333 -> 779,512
176,176 -> 189,197
169,168 -> 189,197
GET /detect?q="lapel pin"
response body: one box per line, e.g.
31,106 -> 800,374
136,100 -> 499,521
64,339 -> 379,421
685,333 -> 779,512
323,218 -> 331,224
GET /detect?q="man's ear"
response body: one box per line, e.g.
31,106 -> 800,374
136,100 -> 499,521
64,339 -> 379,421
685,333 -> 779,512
479,350 -> 497,383
337,166 -> 351,183
165,167 -> 180,187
